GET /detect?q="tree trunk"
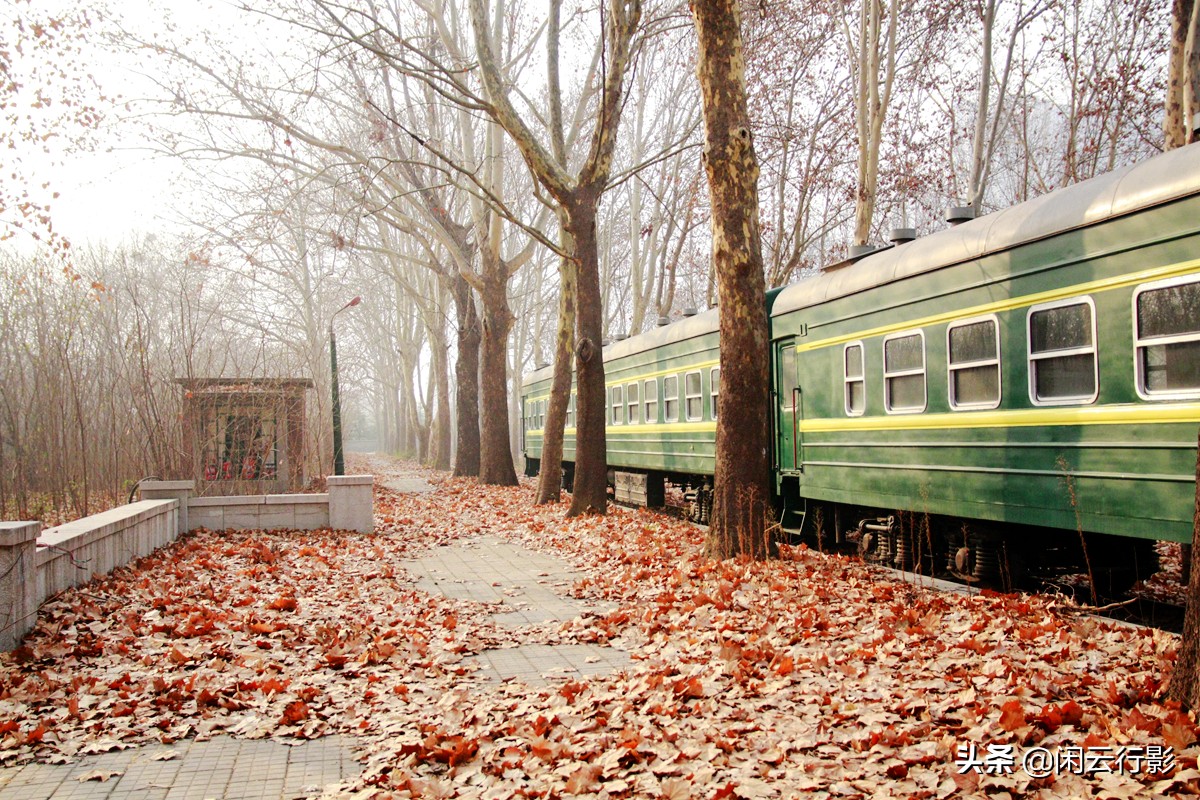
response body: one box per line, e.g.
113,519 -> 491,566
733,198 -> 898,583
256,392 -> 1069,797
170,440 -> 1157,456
430,307 -> 452,471
565,196 -> 608,516
452,274 -> 482,478
478,250 -> 518,486
536,216 -> 577,504
692,0 -> 774,560
1168,429 -> 1200,707
1166,0 -> 1200,149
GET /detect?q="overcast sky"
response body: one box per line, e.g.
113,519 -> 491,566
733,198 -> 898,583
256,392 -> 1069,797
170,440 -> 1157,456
27,0 -> 250,249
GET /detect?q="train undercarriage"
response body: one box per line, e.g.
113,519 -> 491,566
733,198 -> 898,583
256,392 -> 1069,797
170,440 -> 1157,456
527,459 -> 1163,601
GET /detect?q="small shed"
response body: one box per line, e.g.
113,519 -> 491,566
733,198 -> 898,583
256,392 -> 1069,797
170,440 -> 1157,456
179,378 -> 314,495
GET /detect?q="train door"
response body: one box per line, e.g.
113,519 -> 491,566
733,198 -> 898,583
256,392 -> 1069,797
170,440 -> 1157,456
775,339 -> 800,473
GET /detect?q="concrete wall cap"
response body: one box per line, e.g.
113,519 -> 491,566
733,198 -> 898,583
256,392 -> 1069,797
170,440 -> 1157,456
265,494 -> 329,505
327,475 -> 374,486
0,521 -> 41,547
140,480 -> 195,491
190,495 -> 265,507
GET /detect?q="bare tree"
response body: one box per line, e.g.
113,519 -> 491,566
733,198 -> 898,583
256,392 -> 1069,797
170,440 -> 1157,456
466,0 -> 644,512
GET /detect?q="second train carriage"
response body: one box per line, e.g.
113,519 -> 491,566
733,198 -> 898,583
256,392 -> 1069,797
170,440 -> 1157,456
521,142 -> 1200,588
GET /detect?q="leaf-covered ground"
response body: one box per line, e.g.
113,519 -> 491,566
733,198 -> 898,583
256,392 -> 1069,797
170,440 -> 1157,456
1,460 -> 1198,799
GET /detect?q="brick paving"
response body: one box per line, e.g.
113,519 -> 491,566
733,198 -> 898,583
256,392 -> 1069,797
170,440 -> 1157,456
0,472 -> 631,798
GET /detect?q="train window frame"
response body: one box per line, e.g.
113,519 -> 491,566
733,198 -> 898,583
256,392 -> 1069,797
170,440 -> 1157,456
1027,296 -> 1098,406
947,315 -> 1002,410
882,330 -> 927,414
566,394 -> 575,428
539,400 -> 546,428
626,382 -> 640,424
643,378 -> 658,423
684,370 -> 704,421
664,375 -> 680,422
844,341 -> 865,416
609,384 -> 625,425
710,367 -> 721,419
1133,276 -> 1200,401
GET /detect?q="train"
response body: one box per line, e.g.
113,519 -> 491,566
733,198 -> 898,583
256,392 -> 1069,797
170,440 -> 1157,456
521,143 -> 1200,594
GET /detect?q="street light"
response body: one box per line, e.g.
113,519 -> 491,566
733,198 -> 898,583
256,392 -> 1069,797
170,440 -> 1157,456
330,296 -> 361,476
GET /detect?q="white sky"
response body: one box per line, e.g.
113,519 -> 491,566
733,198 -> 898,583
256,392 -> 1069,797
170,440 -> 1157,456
20,0 -> 254,249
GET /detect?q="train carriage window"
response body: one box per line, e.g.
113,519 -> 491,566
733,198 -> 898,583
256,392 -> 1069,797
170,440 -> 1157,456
1135,278 -> 1200,398
883,331 -> 926,413
626,382 -> 640,424
610,385 -> 625,425
948,317 -> 1001,409
566,394 -> 575,428
710,367 -> 721,419
664,375 -> 680,422
684,371 -> 703,421
1027,298 -> 1097,405
538,400 -> 546,428
844,343 -> 865,415
643,379 -> 658,423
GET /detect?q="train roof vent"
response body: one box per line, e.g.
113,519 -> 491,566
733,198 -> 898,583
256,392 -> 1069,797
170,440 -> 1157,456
682,307 -> 698,317
536,360 -> 549,369
657,316 -> 670,326
947,205 -> 976,226
889,227 -> 917,244
601,338 -> 612,347
614,333 -> 628,341
848,243 -> 879,261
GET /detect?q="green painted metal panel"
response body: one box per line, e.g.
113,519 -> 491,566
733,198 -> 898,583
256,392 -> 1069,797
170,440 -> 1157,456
777,190 -> 1200,543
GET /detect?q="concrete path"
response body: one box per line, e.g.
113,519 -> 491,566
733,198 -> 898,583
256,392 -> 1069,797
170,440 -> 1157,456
378,476 -> 434,495
0,477 -> 631,799
401,536 -> 631,685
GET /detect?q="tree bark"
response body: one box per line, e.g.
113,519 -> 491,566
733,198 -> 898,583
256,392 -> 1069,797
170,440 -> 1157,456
847,0 -> 898,247
691,0 -> 774,560
452,273 -> 482,477
536,215 -> 577,505
1168,429 -> 1200,707
1166,0 -> 1200,149
430,298 -> 452,471
565,196 -> 609,516
477,248 -> 519,486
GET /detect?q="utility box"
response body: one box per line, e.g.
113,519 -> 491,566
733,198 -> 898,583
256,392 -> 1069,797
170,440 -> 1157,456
614,471 -> 665,508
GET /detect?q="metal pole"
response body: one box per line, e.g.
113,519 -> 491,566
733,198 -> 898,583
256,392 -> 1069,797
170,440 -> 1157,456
330,296 -> 360,477
331,321 -> 345,476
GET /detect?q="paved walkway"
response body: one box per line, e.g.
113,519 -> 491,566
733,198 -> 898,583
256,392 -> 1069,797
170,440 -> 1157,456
0,477 -> 631,799
0,735 -> 355,800
401,536 -> 631,684
378,476 -> 434,494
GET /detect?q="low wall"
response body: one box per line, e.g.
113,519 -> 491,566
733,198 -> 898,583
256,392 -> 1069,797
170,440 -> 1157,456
0,499 -> 179,651
138,476 -> 374,535
0,475 -> 374,651
188,493 -> 330,532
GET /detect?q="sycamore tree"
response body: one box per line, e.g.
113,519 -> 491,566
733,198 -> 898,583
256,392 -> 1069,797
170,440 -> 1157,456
690,0 -> 773,560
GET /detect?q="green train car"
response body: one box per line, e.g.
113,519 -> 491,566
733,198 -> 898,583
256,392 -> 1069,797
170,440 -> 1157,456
522,310 -> 723,518
522,143 -> 1200,588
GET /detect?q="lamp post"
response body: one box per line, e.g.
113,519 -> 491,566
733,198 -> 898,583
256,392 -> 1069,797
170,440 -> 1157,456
330,296 -> 361,476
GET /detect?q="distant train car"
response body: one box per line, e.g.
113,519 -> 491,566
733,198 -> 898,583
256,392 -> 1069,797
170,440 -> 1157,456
522,310 -> 722,519
521,143 -> 1200,591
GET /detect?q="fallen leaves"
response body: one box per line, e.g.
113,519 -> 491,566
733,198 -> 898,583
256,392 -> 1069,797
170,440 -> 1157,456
0,455 -> 1196,800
